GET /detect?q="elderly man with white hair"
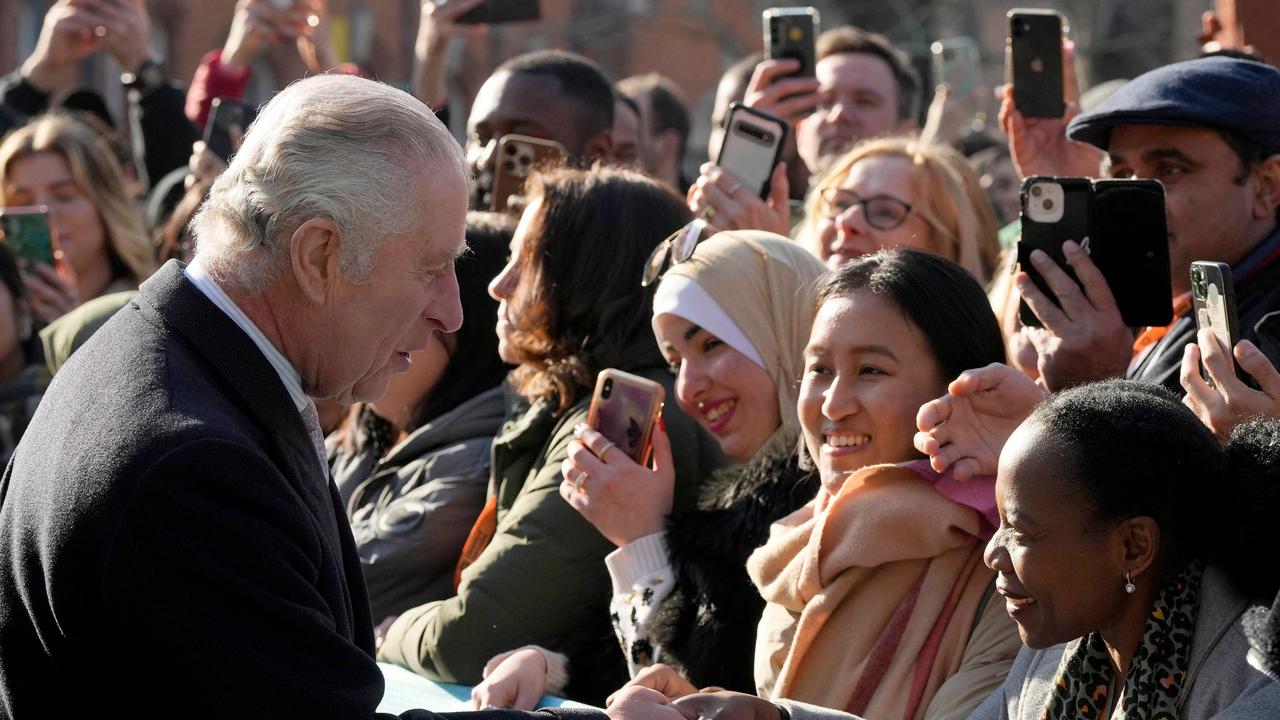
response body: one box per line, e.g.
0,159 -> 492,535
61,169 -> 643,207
0,74 -> 538,718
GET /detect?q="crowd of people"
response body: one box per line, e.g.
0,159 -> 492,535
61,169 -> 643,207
1,1 -> 1280,719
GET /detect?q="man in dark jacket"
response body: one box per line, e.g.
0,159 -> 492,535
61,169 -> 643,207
0,72 -> 599,720
1014,56 -> 1280,394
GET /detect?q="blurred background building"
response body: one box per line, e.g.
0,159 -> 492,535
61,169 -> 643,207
0,0 -> 1253,163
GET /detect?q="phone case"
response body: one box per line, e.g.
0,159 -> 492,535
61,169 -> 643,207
0,206 -> 57,268
1017,177 -> 1173,328
586,369 -> 665,465
1018,177 -> 1091,327
1091,179 -> 1172,327
457,0 -> 541,24
764,7 -> 820,78
1007,9 -> 1065,119
716,102 -> 788,200
1191,261 -> 1239,378
489,134 -> 567,214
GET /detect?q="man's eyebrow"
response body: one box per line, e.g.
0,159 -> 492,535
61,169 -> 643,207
1123,147 -> 1204,168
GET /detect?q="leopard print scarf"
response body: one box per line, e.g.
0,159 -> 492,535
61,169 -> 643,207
1042,561 -> 1202,720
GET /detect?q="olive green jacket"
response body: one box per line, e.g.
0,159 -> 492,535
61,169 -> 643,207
378,370 -> 724,703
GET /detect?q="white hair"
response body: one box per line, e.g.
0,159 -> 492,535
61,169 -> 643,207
192,74 -> 466,295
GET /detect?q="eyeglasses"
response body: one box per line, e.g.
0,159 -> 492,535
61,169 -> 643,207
641,218 -> 711,287
818,187 -> 915,230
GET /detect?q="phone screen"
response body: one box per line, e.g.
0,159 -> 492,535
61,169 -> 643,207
0,207 -> 56,269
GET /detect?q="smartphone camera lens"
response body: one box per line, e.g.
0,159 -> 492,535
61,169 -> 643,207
1030,184 -> 1043,198
1042,198 -> 1054,210
1012,19 -> 1031,38
602,379 -> 613,399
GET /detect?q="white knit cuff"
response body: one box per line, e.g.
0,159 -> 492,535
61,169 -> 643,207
605,532 -> 671,595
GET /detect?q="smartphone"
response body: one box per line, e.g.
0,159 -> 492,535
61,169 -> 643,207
764,7 -> 820,79
931,37 -> 980,96
716,102 -> 788,200
586,369 -> 665,465
204,97 -> 256,163
1191,261 -> 1239,378
1007,9 -> 1065,119
1018,176 -> 1172,328
489,134 -> 567,214
456,0 -> 540,24
0,206 -> 57,269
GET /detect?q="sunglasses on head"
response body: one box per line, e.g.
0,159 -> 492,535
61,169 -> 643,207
641,218 -> 711,288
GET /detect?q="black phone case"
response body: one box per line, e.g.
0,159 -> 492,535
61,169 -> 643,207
457,0 -> 540,23
1018,177 -> 1172,329
765,11 -> 818,78
1008,11 -> 1065,119
1091,179 -> 1172,327
1018,177 -> 1091,327
717,102 -> 788,201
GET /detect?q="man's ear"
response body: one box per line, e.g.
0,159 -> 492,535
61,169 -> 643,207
583,129 -> 614,165
288,218 -> 343,305
1118,516 -> 1161,582
1249,155 -> 1280,222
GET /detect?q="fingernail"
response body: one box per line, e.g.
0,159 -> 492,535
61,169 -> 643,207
657,417 -> 666,433
573,423 -> 587,437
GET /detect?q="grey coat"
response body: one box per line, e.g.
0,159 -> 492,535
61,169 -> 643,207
330,385 -> 505,622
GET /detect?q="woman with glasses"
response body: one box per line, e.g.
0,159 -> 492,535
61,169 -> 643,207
472,229 -> 827,707
375,167 -> 725,705
802,137 -> 1001,285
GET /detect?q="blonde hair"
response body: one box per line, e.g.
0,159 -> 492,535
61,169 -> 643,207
806,137 -> 1001,285
0,114 -> 155,286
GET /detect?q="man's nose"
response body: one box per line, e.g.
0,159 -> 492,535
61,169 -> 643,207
430,267 -> 464,335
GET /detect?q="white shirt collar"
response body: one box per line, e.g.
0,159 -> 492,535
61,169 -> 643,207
183,257 -> 310,413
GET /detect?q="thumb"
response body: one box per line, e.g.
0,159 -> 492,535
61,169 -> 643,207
768,161 -> 788,210
1236,340 -> 1280,399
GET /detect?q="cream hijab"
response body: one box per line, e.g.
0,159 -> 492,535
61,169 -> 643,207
652,230 -> 826,431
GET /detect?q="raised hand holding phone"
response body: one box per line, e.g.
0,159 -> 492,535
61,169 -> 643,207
560,419 -> 675,549
1182,331 -> 1280,441
998,37 -> 1101,180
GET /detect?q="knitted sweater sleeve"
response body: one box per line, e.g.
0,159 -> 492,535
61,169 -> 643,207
605,532 -> 678,676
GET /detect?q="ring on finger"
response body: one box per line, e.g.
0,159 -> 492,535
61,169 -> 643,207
93,25 -> 109,38
572,469 -> 587,493
595,440 -> 618,460
699,205 -> 717,222
726,181 -> 743,197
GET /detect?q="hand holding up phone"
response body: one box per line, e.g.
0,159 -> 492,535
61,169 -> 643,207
998,40 -> 1101,180
1182,332 -> 1280,441
687,161 -> 790,236
560,423 -> 675,548
1015,240 -> 1135,391
744,59 -> 821,128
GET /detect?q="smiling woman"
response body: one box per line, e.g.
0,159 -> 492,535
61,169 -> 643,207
971,384 -> 1280,719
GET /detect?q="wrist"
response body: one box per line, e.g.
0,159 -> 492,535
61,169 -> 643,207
221,41 -> 257,70
19,55 -> 68,95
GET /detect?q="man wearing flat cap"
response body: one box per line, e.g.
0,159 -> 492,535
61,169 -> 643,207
1014,55 -> 1280,393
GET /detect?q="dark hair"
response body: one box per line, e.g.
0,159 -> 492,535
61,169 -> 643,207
496,50 -> 615,143
1027,382 -> 1280,601
506,166 -> 691,413
408,211 -> 513,426
615,91 -> 641,121
810,249 -> 1006,382
817,26 -> 921,123
617,73 -> 691,158
1216,127 -> 1277,184
0,244 -> 34,367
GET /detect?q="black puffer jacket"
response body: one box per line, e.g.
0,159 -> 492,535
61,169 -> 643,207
646,431 -> 819,692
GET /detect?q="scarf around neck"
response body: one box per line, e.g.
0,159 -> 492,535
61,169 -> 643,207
1042,561 -> 1203,720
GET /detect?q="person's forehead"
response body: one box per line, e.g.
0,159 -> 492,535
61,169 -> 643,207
469,71 -> 579,134
409,168 -> 468,255
1106,124 -> 1231,162
817,52 -> 897,95
840,154 -> 913,194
